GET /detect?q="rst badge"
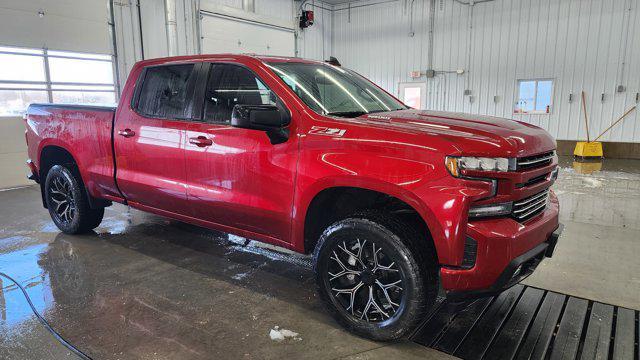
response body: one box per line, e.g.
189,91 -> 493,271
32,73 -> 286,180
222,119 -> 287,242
308,126 -> 347,137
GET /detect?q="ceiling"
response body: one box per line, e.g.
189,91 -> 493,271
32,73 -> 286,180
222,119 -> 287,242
315,0 -> 356,4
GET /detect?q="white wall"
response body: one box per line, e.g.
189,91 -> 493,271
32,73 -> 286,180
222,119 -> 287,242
112,0 -> 199,91
331,0 -> 640,143
197,0 -> 331,60
296,1 -> 333,60
0,117 -> 29,189
112,0 -> 332,89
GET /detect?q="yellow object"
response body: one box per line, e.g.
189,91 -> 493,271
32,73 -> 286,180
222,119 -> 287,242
574,141 -> 603,158
572,160 -> 602,174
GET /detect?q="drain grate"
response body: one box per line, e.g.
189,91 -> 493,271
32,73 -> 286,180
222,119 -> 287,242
411,285 -> 639,360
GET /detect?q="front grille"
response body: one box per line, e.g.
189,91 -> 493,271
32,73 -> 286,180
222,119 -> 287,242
512,189 -> 549,221
516,172 -> 550,188
517,151 -> 555,170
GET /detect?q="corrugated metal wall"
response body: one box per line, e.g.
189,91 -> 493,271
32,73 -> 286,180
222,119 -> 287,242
113,0 -> 331,89
113,0 -> 199,92
197,0 -> 332,60
332,0 -> 640,143
297,1 -> 333,60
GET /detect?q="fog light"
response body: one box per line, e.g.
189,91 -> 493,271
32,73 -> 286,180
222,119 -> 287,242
468,202 -> 513,218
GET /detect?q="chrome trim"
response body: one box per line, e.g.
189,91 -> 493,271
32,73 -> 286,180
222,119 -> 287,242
512,189 -> 549,220
513,196 -> 547,214
514,190 -> 549,207
515,201 -> 547,219
517,153 -> 555,166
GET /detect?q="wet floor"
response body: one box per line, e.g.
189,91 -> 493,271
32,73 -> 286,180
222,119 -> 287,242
1,156 -> 639,359
0,186 -> 451,359
523,156 -> 640,309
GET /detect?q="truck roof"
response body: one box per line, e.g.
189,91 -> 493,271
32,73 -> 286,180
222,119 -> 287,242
134,53 -> 323,68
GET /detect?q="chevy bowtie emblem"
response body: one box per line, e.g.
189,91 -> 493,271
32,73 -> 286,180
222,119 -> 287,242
308,126 -> 347,137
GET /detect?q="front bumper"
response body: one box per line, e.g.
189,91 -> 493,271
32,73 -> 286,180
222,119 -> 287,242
441,191 -> 560,299
446,224 -> 562,301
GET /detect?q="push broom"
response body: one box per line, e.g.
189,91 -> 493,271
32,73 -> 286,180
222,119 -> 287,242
574,91 -> 637,159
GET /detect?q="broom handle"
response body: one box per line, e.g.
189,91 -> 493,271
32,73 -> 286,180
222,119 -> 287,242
593,105 -> 637,142
581,91 -> 590,142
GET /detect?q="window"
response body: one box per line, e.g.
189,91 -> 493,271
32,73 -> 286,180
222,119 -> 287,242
204,64 -> 275,123
515,79 -> 554,114
136,64 -> 196,119
399,82 -> 427,110
0,45 -> 117,117
267,62 -> 406,118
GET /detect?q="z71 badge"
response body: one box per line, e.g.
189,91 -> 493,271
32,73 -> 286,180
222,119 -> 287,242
308,126 -> 347,137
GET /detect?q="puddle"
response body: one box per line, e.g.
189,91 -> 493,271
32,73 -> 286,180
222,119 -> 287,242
0,243 -> 53,326
554,160 -> 640,229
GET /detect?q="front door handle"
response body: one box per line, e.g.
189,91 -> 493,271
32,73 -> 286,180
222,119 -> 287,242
118,128 -> 136,138
189,136 -> 213,147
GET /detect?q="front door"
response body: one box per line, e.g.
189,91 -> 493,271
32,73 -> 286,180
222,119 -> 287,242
184,63 -> 298,243
113,63 -> 198,214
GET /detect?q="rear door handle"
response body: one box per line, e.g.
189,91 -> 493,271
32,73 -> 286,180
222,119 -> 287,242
189,136 -> 213,147
118,128 -> 135,138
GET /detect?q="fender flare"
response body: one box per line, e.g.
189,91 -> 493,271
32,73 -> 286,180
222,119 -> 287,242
292,176 -> 447,258
38,140 -> 109,209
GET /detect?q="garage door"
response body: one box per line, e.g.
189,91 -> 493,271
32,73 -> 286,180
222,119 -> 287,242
200,12 -> 294,56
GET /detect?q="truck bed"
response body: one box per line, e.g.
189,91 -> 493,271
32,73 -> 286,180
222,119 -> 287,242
25,103 -> 122,202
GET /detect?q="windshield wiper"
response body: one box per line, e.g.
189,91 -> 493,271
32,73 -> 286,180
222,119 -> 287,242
325,111 -> 368,118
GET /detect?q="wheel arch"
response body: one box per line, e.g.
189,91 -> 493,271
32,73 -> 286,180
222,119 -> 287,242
39,144 -> 109,209
297,178 -> 445,264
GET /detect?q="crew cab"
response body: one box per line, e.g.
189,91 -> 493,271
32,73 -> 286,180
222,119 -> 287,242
24,54 -> 561,341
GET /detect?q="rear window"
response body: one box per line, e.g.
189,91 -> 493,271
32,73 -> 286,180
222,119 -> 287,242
136,64 -> 196,119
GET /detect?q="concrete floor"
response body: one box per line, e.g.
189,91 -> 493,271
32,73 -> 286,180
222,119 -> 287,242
1,156 -> 639,359
523,157 -> 640,310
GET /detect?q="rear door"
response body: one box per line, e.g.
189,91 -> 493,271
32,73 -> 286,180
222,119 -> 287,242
184,62 -> 298,243
113,63 -> 200,214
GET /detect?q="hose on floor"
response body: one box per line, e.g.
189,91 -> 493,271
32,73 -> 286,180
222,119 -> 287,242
0,271 -> 93,360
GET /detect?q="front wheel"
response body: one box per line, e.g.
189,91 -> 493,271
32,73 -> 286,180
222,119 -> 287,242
44,165 -> 104,234
313,211 -> 439,341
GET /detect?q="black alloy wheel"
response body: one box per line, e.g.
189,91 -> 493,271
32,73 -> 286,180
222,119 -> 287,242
327,238 -> 405,322
44,165 -> 104,234
313,211 -> 438,341
47,170 -> 77,226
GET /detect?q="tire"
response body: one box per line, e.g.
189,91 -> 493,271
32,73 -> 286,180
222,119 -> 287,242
44,165 -> 104,234
313,210 -> 439,341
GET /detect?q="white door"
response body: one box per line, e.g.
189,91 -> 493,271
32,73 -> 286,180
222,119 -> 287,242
398,82 -> 427,110
200,13 -> 295,56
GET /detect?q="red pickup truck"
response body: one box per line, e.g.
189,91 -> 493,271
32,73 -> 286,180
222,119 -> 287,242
25,54 -> 561,340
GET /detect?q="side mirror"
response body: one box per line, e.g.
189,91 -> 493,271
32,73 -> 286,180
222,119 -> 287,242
231,104 -> 291,144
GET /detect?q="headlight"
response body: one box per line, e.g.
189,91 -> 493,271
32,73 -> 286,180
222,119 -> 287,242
445,156 -> 516,177
468,202 -> 513,218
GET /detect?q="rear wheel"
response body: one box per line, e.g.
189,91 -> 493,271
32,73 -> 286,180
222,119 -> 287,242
44,165 -> 104,234
313,211 -> 438,341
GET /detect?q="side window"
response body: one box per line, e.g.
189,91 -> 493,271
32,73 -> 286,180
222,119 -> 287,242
137,64 -> 195,119
204,64 -> 275,123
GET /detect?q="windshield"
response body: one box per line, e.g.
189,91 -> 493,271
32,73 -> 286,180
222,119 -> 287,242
266,62 -> 407,118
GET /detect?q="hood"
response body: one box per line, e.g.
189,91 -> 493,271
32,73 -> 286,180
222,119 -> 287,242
358,109 -> 556,157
